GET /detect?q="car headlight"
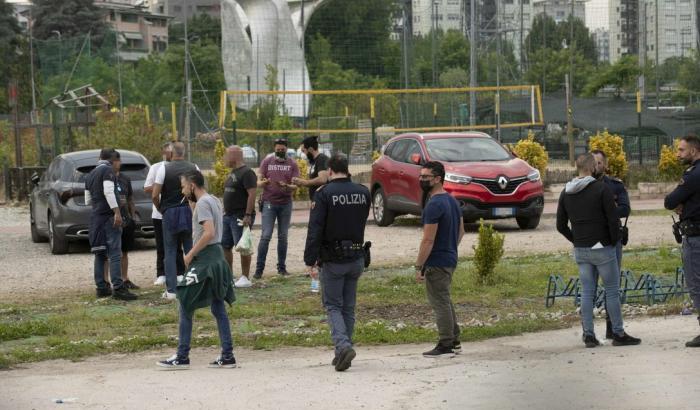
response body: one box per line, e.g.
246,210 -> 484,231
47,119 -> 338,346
527,169 -> 541,182
445,173 -> 473,185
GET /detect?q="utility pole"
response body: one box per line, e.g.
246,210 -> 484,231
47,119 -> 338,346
469,0 -> 477,126
432,1 -> 439,87
655,0 -> 659,108
496,0 -> 501,140
402,1 -> 410,89
542,3 -> 546,96
28,9 -> 37,121
301,0 -> 307,125
567,0 -> 575,165
183,0 -> 191,160
520,0 -> 524,76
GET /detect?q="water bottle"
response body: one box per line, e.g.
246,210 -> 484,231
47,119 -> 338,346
310,278 -> 320,293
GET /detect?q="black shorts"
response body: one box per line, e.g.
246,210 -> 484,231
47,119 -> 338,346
121,221 -> 136,252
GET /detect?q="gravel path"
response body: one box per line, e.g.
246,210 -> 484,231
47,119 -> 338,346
0,205 -> 677,299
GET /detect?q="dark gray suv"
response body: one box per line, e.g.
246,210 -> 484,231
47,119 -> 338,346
29,149 -> 155,254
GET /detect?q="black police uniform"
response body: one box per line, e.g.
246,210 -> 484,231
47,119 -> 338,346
303,177 -> 370,368
665,159 -> 700,332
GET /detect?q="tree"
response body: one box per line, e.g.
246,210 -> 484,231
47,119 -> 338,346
438,29 -> 469,72
679,51 -> 700,92
525,13 -> 559,59
31,0 -> 108,45
439,67 -> 469,87
169,13 -> 222,47
555,16 -> 597,64
525,48 -> 592,93
0,0 -> 24,112
582,55 -> 640,97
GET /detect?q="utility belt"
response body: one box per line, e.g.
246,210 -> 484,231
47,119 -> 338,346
679,220 -> 700,238
320,240 -> 372,268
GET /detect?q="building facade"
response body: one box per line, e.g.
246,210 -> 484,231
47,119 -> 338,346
149,0 -> 221,23
411,0 -> 464,36
592,27 -> 610,62
532,0 -> 586,24
639,0 -> 698,63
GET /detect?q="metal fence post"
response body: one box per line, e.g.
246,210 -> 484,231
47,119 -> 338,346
370,96 -> 376,152
638,135 -> 643,165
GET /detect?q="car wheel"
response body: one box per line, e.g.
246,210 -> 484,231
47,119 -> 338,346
516,215 -> 540,230
372,188 -> 396,227
30,203 -> 47,243
48,213 -> 69,254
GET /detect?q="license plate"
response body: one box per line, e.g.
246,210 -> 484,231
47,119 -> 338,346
492,207 -> 514,217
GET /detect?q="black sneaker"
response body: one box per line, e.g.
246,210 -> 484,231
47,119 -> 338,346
277,270 -> 290,277
612,332 -> 641,346
422,345 -> 455,358
453,341 -> 462,354
253,272 -> 263,280
124,280 -> 140,290
583,334 -> 601,348
157,355 -> 190,370
112,287 -> 138,301
605,319 -> 613,340
208,355 -> 237,368
685,335 -> 700,348
334,347 -> 356,372
96,287 -> 112,298
332,355 -> 352,369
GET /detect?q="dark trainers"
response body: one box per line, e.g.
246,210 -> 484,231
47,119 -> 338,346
685,335 -> 700,348
277,270 -> 290,277
332,355 -> 352,369
423,345 -> 455,358
208,355 -> 237,368
112,287 -> 138,301
124,280 -> 140,290
453,341 -> 462,354
583,334 -> 601,348
96,287 -> 112,298
605,319 -> 613,340
612,332 -> 641,346
157,355 -> 190,370
335,347 -> 356,372
253,272 -> 263,280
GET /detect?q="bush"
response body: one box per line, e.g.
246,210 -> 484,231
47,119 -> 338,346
372,150 -> 381,162
472,219 -> 505,286
658,139 -> 685,182
207,139 -> 227,197
512,131 -> 548,177
294,158 -> 309,200
588,130 -> 628,179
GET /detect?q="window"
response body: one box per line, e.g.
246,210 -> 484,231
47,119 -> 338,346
121,13 -> 138,23
425,138 -> 510,162
666,29 -> 677,36
108,11 -> 115,21
680,15 -> 691,21
522,0 -> 529,4
388,140 -> 410,163
173,5 -> 181,12
47,160 -> 62,182
404,140 -> 424,164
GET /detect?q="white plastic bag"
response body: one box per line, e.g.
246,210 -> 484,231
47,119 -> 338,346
234,226 -> 254,256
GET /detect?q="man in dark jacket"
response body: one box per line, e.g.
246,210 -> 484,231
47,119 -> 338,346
556,153 -> 640,348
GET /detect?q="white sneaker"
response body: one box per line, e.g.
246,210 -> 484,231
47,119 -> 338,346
154,276 -> 166,286
161,291 -> 177,300
177,275 -> 184,283
235,276 -> 252,288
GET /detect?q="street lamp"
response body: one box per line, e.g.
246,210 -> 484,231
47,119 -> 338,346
52,30 -> 62,70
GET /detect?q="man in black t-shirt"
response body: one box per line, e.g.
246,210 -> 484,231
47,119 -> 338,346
222,145 -> 258,287
293,136 -> 329,200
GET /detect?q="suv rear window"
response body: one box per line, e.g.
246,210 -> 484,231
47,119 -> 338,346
73,164 -> 149,182
425,137 -> 511,162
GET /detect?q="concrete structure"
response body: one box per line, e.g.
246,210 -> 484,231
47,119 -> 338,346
592,27 -> 610,62
96,0 -> 171,62
608,0 -> 639,63
533,0 -> 586,24
148,0 -> 221,23
502,0 -> 534,69
411,0 -> 464,36
639,0 -> 698,63
221,0 -> 327,117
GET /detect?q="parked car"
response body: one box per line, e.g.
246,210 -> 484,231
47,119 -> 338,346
29,149 -> 155,254
241,145 -> 259,167
370,132 -> 545,229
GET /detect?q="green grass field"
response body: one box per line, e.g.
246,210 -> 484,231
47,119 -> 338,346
0,246 -> 686,369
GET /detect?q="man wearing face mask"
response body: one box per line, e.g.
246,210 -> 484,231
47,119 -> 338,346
665,135 -> 700,348
591,149 -> 630,340
293,136 -> 329,200
254,138 -> 299,279
414,161 -> 464,358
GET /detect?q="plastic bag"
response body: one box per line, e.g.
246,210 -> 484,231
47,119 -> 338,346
234,227 -> 254,256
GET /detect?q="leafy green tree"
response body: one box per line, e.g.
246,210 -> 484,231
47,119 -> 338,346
0,0 -> 25,112
525,48 -> 593,93
679,51 -> 700,91
31,0 -> 108,45
555,16 -> 597,64
525,13 -> 560,58
440,67 -> 469,87
582,55 -> 640,97
438,29 -> 469,72
169,13 -> 222,47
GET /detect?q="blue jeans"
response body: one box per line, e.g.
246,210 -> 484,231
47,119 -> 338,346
222,213 -> 256,249
94,216 -> 123,289
682,236 -> 700,316
176,299 -> 233,359
574,246 -> 624,337
320,259 -> 364,357
163,210 -> 193,294
255,201 -> 292,275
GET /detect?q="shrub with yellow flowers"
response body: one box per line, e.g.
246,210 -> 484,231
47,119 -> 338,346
588,130 -> 628,179
294,158 -> 309,200
658,139 -> 686,181
511,131 -> 548,178
207,139 -> 228,197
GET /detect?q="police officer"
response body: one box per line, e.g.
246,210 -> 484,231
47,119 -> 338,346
591,149 -> 631,339
664,135 -> 700,348
303,154 -> 370,371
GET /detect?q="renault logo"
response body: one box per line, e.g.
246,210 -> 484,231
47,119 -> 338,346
497,176 -> 509,190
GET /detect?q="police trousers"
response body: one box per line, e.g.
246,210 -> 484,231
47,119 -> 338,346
682,236 -> 700,320
321,258 -> 364,357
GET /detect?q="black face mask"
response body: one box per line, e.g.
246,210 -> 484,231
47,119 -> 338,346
420,180 -> 433,192
275,151 -> 286,160
306,152 -> 314,161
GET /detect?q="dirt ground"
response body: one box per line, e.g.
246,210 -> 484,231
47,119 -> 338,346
2,315 -> 699,410
0,205 -> 678,299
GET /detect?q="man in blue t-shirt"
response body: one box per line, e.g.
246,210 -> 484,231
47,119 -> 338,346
414,161 -> 465,358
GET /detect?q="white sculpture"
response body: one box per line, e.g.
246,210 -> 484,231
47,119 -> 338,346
221,0 -> 327,117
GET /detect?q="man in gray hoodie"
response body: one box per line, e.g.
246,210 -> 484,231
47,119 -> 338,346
556,153 -> 640,348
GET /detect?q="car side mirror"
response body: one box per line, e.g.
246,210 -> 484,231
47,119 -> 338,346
410,153 -> 422,165
30,172 -> 40,185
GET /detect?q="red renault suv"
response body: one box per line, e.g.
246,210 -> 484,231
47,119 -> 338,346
370,132 -> 545,229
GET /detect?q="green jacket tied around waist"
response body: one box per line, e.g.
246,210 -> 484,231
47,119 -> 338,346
176,244 -> 235,315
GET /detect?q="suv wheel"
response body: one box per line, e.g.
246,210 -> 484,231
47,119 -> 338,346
48,213 -> 69,254
30,204 -> 47,243
516,215 -> 540,230
372,188 -> 396,227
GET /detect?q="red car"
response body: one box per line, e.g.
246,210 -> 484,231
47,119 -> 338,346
370,132 -> 545,229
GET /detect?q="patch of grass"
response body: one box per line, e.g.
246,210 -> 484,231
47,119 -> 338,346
0,246 -> 685,369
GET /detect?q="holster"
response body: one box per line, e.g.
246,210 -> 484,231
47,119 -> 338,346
320,240 -> 364,263
363,241 -> 372,268
680,220 -> 700,238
